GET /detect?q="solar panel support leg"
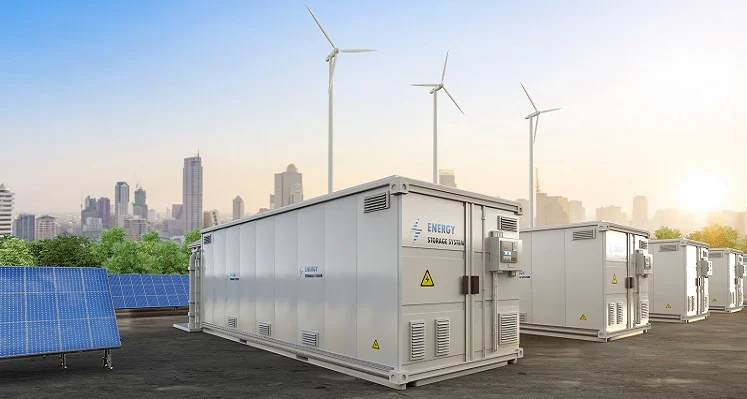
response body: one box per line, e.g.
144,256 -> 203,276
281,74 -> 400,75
103,349 -> 113,370
60,354 -> 67,369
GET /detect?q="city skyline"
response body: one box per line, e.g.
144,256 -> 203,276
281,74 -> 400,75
2,1 -> 746,216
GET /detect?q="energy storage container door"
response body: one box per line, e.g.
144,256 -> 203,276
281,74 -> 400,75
629,234 -> 650,327
605,231 -> 629,332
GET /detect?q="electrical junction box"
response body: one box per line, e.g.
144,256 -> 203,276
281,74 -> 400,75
486,234 -> 521,272
635,250 -> 653,277
708,248 -> 744,312
649,239 -> 711,323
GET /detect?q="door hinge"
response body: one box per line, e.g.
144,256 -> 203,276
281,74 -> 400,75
461,275 -> 480,295
625,277 -> 635,289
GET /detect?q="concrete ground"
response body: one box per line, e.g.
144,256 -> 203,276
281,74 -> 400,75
1,312 -> 746,399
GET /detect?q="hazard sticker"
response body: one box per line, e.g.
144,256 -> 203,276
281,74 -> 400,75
666,304 -> 671,309
372,340 -> 380,350
580,314 -> 587,321
612,274 -> 618,284
420,270 -> 435,287
713,298 -> 717,302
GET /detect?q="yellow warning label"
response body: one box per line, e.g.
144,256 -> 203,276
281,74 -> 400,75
666,304 -> 671,309
712,298 -> 717,303
612,274 -> 618,284
580,314 -> 587,321
420,270 -> 435,287
372,340 -> 380,350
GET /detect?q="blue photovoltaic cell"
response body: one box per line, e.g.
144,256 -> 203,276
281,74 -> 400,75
0,266 -> 121,359
108,274 -> 189,309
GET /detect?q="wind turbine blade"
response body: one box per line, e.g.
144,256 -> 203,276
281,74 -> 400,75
442,86 -> 464,115
329,56 -> 337,92
340,49 -> 376,53
410,83 -> 439,87
520,82 -> 538,111
441,50 -> 449,84
533,114 -> 540,144
306,5 -> 335,48
539,107 -> 562,114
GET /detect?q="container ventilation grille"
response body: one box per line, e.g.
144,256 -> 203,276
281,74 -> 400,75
410,320 -> 426,361
498,313 -> 519,345
258,322 -> 271,337
301,330 -> 319,347
363,192 -> 390,213
572,229 -> 596,240
203,235 -> 212,245
435,318 -> 450,357
607,303 -> 616,326
639,240 -> 648,250
616,302 -> 624,325
660,244 -> 679,252
641,301 -> 649,320
710,252 -> 723,258
519,313 -> 528,323
227,316 -> 237,329
499,217 -> 518,233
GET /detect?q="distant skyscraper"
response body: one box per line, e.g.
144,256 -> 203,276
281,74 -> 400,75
12,214 -> 35,241
596,206 -> 628,225
172,204 -> 183,220
97,197 -> 111,229
123,216 -> 148,241
82,217 -> 103,241
133,186 -> 149,220
273,164 -> 303,209
632,196 -> 648,229
536,191 -> 570,227
233,196 -> 245,220
0,184 -> 14,236
516,199 -> 530,229
147,208 -> 157,222
569,200 -> 586,223
183,155 -> 203,231
35,215 -> 59,240
81,195 -> 98,228
114,182 -> 130,227
438,169 -> 457,188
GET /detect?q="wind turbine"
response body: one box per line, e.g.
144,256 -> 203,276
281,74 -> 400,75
521,83 -> 561,228
411,51 -> 464,184
306,5 -> 375,194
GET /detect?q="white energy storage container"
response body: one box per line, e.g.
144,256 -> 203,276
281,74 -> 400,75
517,222 -> 653,341
708,248 -> 745,313
192,176 -> 524,389
648,239 -> 711,323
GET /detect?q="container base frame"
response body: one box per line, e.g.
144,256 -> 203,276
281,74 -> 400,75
520,323 -> 649,342
649,312 -> 708,323
173,322 -> 202,333
201,323 -> 523,390
709,305 -> 743,313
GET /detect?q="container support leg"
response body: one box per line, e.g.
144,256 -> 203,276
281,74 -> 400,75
102,349 -> 113,370
59,354 -> 67,369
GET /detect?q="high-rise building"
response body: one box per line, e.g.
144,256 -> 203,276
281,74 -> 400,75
82,217 -> 103,241
12,214 -> 35,241
632,196 -> 649,229
183,155 -> 203,231
596,205 -> 628,225
516,199 -> 530,229
114,182 -> 130,227
172,204 -> 183,220
133,186 -> 149,220
203,210 -> 219,228
147,209 -> 157,222
535,191 -> 570,227
35,215 -> 59,240
97,197 -> 111,229
123,216 -> 148,241
81,195 -> 98,228
0,184 -> 14,236
272,164 -> 303,209
569,200 -> 586,223
233,196 -> 245,220
438,169 -> 457,188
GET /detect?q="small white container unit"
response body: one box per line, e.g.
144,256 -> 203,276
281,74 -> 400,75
517,221 -> 653,342
708,248 -> 745,313
648,239 -> 712,323
188,176 -> 525,389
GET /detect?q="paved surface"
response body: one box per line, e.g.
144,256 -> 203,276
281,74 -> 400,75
1,312 -> 746,398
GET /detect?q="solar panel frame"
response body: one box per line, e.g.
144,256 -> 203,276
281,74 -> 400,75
0,266 -> 121,361
109,274 -> 189,310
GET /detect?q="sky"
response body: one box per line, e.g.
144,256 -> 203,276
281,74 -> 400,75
1,0 -> 746,217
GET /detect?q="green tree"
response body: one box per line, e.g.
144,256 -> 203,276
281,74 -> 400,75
687,224 -> 740,249
31,235 -> 98,266
103,240 -> 143,274
0,236 -> 35,266
654,226 -> 683,240
95,228 -> 127,265
736,235 -> 747,253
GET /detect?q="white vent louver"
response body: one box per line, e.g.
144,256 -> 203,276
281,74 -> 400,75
616,302 -> 624,325
363,192 -> 390,213
572,229 -> 596,240
641,301 -> 649,320
660,244 -> 679,252
227,316 -> 237,329
301,330 -> 319,347
258,321 -> 271,337
410,320 -> 426,361
203,235 -> 212,245
499,217 -> 518,233
639,241 -> 648,250
607,303 -> 616,326
710,252 -> 723,258
498,313 -> 519,345
435,318 -> 450,357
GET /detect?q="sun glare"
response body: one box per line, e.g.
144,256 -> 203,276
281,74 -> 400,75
678,172 -> 726,213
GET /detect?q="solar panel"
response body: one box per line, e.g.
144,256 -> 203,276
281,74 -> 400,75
0,266 -> 120,368
109,274 -> 189,309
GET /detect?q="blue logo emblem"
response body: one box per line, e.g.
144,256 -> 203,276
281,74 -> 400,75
410,219 -> 423,243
